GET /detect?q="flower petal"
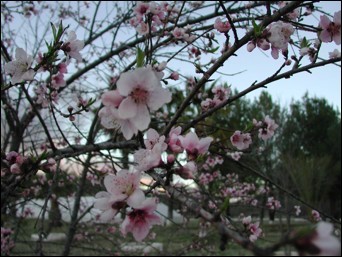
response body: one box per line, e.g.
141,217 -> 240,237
120,119 -> 138,140
101,90 -> 124,108
131,104 -> 150,130
15,48 -> 28,62
148,86 -> 172,111
99,208 -> 117,222
127,189 -> 145,208
118,97 -> 138,119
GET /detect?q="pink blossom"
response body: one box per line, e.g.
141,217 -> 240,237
266,197 -> 281,210
214,18 -> 231,33
116,66 -> 171,131
134,1 -> 150,17
319,11 -> 341,45
300,47 -> 316,63
268,21 -> 294,49
201,98 -> 216,112
105,170 -> 144,207
294,205 -> 301,216
94,171 -> 145,221
58,62 -> 68,74
172,27 -> 185,39
179,131 -> 213,159
267,21 -> 294,59
6,151 -> 19,163
167,126 -> 183,153
247,41 -> 256,52
329,49 -> 341,59
230,131 -> 252,150
136,22 -> 149,35
1,227 -> 15,255
257,38 -> 271,51
215,156 -> 223,164
121,198 -> 161,241
242,216 -> 252,226
41,158 -> 57,173
35,84 -> 49,108
175,161 -> 197,180
154,61 -> 167,72
199,173 -> 214,185
94,191 -> 127,222
10,163 -> 21,174
61,31 -> 84,62
294,222 -> 341,256
258,115 -> 279,141
312,210 -> 322,222
129,16 -> 142,27
230,151 -> 243,161
4,48 -> 35,84
134,142 -> 164,172
212,86 -> 230,104
170,71 -> 179,80
98,106 -> 139,140
167,154 -> 175,164
101,90 -> 124,108
250,199 -> 258,206
51,72 -> 66,89
183,32 -> 196,43
144,128 -> 167,151
206,156 -> 216,167
248,222 -> 262,242
311,222 -> 341,256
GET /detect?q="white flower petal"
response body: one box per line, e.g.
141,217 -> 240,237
15,48 -> 28,62
118,97 -> 138,119
131,104 -> 150,130
127,189 -> 145,208
148,86 -> 172,110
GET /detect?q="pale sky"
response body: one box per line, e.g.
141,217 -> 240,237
216,1 -> 341,113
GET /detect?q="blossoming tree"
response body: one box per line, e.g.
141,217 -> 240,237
1,1 -> 341,256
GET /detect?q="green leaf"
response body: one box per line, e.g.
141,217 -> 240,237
58,20 -> 64,37
252,19 -> 263,36
220,197 -> 230,213
300,37 -> 311,48
136,47 -> 145,68
51,22 -> 57,39
207,46 -> 220,53
45,40 -> 51,51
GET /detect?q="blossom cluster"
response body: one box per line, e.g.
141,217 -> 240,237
98,66 -> 172,139
242,216 -> 263,242
200,85 -> 231,112
230,115 -> 278,152
4,30 -> 84,111
247,20 -> 294,59
94,127 -> 214,241
1,227 -> 15,256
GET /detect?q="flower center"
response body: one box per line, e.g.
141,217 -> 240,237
129,209 -> 146,223
328,22 -> 341,36
131,87 -> 148,104
111,201 -> 126,210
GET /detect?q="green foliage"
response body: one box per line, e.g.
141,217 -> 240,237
136,47 -> 145,68
276,93 -> 341,217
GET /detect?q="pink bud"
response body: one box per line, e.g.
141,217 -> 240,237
167,154 -> 175,164
10,163 -> 21,174
170,71 -> 179,80
247,41 -> 256,52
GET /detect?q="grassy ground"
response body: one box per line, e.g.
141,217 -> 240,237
6,216 -> 306,256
